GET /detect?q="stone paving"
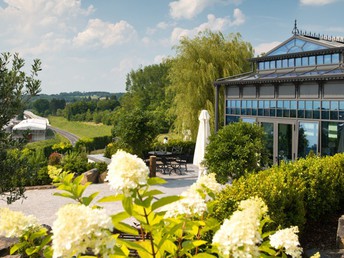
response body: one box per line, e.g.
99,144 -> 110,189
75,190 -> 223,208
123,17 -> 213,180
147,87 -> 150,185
0,164 -> 199,227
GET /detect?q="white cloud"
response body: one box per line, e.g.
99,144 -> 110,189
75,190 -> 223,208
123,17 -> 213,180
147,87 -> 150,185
171,9 -> 245,44
0,0 -> 94,34
147,21 -> 175,35
254,41 -> 281,56
0,0 -> 94,54
73,19 -> 137,48
169,0 -> 238,20
300,0 -> 338,5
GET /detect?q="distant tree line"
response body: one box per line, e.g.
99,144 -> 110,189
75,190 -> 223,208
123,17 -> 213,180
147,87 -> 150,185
27,95 -> 120,125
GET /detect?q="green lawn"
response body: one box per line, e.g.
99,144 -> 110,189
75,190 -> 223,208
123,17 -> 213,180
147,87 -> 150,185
48,116 -> 112,138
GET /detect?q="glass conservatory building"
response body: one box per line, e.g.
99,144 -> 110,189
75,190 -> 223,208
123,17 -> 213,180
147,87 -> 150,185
214,24 -> 344,164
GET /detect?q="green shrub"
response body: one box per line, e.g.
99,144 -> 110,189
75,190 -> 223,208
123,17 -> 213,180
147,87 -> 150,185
212,154 -> 344,233
104,141 -> 130,158
293,154 -> 344,221
60,151 -> 89,175
52,142 -> 73,154
95,162 -> 108,173
204,121 -> 268,183
75,136 -> 112,153
212,163 -> 306,230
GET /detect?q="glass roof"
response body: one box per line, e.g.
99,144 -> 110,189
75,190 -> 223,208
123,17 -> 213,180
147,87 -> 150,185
267,38 -> 327,57
227,67 -> 344,83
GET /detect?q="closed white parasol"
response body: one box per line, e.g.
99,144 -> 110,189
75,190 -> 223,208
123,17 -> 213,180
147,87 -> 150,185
193,110 -> 211,179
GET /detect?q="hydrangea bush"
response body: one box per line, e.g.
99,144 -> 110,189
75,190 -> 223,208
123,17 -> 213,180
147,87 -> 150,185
0,150 -> 318,258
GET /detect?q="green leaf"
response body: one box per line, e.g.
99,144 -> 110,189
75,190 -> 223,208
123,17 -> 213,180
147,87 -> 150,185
117,239 -> 147,253
122,196 -> 133,215
53,192 -> 75,200
98,194 -> 123,203
151,195 -> 180,211
81,192 -> 99,206
111,211 -> 131,224
10,242 -> 26,254
159,239 -> 177,254
135,196 -> 153,208
147,177 -> 166,185
142,189 -> 164,197
26,246 -> 39,255
192,253 -> 217,258
259,243 -> 276,256
114,222 -> 139,235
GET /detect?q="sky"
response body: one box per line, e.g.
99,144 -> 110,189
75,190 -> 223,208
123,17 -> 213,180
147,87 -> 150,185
1,0 -> 344,94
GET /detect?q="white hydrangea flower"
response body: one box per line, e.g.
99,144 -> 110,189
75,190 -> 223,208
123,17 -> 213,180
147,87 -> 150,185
191,173 -> 222,194
212,197 -> 268,258
105,150 -> 149,196
52,204 -> 115,258
0,207 -> 40,238
269,226 -> 303,258
164,188 -> 207,218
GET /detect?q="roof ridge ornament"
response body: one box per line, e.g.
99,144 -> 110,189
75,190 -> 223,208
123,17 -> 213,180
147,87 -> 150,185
292,20 -> 299,35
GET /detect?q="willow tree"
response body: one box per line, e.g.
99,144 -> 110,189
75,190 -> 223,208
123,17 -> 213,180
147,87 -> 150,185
168,30 -> 253,139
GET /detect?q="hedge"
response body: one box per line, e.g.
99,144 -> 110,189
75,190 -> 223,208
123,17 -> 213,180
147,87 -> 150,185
212,154 -> 344,232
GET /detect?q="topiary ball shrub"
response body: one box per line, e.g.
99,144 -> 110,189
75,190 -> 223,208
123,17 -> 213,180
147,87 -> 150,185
48,152 -> 62,166
204,121 -> 268,183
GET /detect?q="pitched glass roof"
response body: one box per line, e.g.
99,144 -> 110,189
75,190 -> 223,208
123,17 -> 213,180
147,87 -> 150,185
216,66 -> 344,85
267,38 -> 327,56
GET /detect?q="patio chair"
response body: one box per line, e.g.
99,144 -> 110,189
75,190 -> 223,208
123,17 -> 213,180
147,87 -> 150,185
156,156 -> 170,174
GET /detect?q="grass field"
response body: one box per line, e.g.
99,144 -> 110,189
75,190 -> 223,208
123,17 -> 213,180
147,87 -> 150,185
48,116 -> 112,138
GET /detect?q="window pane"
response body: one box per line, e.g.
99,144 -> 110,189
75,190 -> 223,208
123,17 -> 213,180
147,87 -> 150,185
270,61 -> 276,69
247,100 -> 252,108
299,122 -> 318,158
302,57 -> 309,66
306,101 -> 313,110
277,100 -> 283,108
276,60 -> 282,68
295,57 -> 302,67
226,116 -> 240,124
309,56 -> 316,65
282,59 -> 288,68
284,100 -> 290,109
288,58 -> 294,67
322,101 -> 330,110
317,55 -> 324,65
324,54 -> 331,64
298,110 -> 305,118
265,100 -> 270,108
270,100 -> 276,108
242,100 -> 247,108
332,53 -> 340,64
252,100 -> 258,108
264,61 -> 270,69
259,62 -> 264,70
314,101 -> 320,111
321,122 -> 344,155
298,100 -> 305,109
331,101 -> 339,110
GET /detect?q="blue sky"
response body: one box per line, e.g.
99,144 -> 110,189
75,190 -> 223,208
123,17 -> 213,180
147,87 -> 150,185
1,0 -> 344,94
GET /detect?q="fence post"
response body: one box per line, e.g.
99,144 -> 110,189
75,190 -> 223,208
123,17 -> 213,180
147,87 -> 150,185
149,156 -> 156,177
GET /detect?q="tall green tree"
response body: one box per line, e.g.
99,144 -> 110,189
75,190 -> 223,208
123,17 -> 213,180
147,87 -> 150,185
168,30 -> 253,139
0,52 -> 41,203
122,62 -> 173,133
